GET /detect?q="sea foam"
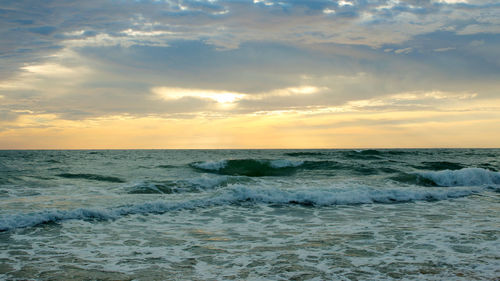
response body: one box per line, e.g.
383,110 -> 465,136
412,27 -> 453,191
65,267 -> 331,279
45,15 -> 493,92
0,185 -> 482,231
418,168 -> 500,186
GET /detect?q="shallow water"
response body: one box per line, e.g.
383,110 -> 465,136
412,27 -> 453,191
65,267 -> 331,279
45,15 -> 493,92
0,149 -> 499,280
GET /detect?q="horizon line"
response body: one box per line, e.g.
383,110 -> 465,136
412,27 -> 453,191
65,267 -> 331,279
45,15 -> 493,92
0,147 -> 499,151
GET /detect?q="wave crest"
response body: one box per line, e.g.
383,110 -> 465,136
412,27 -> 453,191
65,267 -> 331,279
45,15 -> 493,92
191,159 -> 303,176
126,176 -> 240,194
418,168 -> 500,187
0,185 -> 482,231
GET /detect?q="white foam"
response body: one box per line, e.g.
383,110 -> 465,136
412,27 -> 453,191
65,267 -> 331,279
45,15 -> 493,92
188,175 -> 230,189
225,185 -> 480,205
0,185 -> 482,231
418,168 -> 500,186
192,160 -> 227,171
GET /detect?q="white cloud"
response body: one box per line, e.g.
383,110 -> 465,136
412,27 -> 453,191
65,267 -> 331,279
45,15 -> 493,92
458,24 -> 500,35
433,47 -> 455,52
121,29 -> 176,37
152,85 -> 324,106
345,91 -> 478,110
338,0 -> 354,6
0,61 -> 90,94
265,86 -> 324,97
436,0 -> 468,3
394,47 -> 413,54
152,87 -> 246,104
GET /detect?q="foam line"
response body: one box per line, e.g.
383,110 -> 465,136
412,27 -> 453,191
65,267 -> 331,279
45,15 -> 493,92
0,185 -> 483,231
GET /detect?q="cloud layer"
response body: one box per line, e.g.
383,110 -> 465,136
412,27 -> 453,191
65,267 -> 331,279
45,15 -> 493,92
0,0 -> 499,147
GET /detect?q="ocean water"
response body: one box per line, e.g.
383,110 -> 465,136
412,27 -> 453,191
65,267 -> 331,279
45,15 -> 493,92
0,149 -> 499,280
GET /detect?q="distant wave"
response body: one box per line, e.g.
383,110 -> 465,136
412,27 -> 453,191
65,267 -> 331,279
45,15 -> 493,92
56,173 -> 125,183
413,161 -> 464,171
0,185 -> 482,231
191,159 -> 402,177
284,152 -> 325,157
341,149 -> 420,160
191,159 -> 304,177
342,150 -> 383,160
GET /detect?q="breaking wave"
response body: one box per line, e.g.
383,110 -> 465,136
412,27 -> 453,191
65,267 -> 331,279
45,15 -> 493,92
418,168 -> 500,187
393,168 -> 500,187
191,159 -> 398,176
191,159 -> 304,177
0,185 -> 482,231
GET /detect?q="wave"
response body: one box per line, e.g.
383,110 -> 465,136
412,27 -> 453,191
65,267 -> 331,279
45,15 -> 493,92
300,160 -> 342,170
191,159 -> 304,177
392,168 -> 500,187
390,173 -> 438,187
126,176 -> 240,194
418,168 -> 500,187
56,173 -> 125,183
156,165 -> 177,169
191,159 -> 402,176
127,181 -> 175,194
284,152 -> 325,157
413,161 -> 464,171
342,150 -> 383,160
342,149 -> 419,159
0,185 -> 482,231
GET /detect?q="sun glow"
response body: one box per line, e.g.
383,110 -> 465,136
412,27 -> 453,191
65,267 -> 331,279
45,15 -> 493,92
152,85 -> 323,105
152,87 -> 246,104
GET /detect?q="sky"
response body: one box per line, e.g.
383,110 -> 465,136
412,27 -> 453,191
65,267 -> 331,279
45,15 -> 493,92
0,0 -> 499,149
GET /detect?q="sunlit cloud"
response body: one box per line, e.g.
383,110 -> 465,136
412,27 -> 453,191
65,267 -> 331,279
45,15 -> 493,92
345,91 -> 479,110
338,0 -> 354,7
436,0 -> 468,3
0,61 -> 90,95
323,8 -> 336,14
434,47 -> 456,52
21,64 -> 78,77
151,86 -> 325,110
152,87 -> 246,104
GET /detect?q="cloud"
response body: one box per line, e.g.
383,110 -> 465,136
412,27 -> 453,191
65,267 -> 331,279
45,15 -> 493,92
433,47 -> 456,52
0,0 -> 498,79
152,87 -> 246,109
394,47 -> 413,54
0,0 -> 498,131
0,35 -> 498,123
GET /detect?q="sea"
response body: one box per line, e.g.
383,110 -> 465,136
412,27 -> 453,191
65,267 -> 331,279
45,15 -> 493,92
0,149 -> 499,280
